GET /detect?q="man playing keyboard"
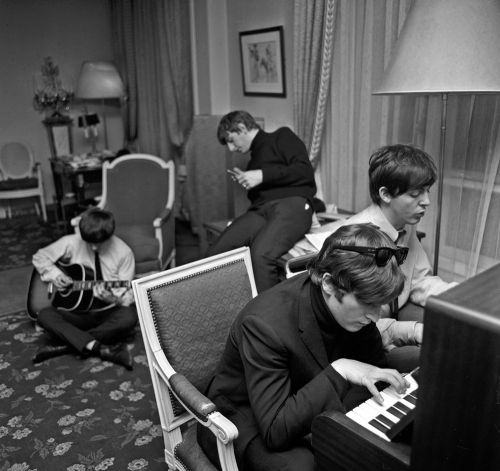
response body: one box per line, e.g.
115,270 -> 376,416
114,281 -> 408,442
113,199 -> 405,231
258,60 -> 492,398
199,223 -> 422,471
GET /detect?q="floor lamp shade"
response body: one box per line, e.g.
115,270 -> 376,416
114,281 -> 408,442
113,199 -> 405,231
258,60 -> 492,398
75,61 -> 125,151
373,0 -> 500,274
374,0 -> 500,95
75,61 -> 124,99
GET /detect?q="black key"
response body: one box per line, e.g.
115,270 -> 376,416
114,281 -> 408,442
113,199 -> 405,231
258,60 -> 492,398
393,401 -> 411,414
376,414 -> 396,428
369,418 -> 390,433
387,406 -> 405,419
404,394 -> 417,406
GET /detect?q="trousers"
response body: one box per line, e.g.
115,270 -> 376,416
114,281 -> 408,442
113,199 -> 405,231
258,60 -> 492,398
206,196 -> 313,292
37,304 -> 137,352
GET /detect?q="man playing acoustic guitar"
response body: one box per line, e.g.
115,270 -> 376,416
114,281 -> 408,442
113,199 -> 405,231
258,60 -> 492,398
31,208 -> 136,369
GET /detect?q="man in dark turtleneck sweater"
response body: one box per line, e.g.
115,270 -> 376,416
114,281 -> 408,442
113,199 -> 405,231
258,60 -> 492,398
199,223 -> 421,471
206,110 -> 317,292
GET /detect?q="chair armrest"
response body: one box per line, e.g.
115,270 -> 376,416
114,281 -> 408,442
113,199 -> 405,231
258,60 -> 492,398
285,252 -> 317,278
153,207 -> 172,228
169,373 -> 238,446
169,373 -> 217,421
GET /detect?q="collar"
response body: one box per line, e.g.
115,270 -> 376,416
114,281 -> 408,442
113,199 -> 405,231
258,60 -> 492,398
296,277 -> 330,368
249,129 -> 265,152
365,204 -> 401,242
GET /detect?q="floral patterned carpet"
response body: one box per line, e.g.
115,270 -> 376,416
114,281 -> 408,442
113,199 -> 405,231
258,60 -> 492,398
0,217 -> 66,271
0,311 -> 169,471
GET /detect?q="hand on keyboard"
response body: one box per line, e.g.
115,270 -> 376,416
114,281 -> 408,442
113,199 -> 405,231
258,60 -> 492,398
331,359 -> 410,405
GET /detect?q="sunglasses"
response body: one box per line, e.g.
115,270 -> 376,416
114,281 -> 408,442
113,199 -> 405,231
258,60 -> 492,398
330,245 -> 409,266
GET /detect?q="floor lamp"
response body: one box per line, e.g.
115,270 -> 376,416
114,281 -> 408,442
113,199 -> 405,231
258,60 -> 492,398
75,61 -> 125,151
373,0 -> 500,275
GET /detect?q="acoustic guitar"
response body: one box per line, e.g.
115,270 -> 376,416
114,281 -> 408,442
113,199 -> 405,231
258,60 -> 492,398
27,262 -> 131,320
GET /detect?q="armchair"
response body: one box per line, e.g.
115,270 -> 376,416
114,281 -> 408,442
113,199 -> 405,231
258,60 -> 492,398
132,247 -> 257,471
72,154 -> 175,274
0,142 -> 47,221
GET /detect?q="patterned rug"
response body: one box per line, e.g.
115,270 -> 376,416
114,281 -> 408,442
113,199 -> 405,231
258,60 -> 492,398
0,217 -> 66,271
0,310 -> 169,471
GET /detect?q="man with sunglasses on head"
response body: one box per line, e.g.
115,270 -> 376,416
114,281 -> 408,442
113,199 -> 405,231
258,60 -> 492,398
199,223 -> 421,471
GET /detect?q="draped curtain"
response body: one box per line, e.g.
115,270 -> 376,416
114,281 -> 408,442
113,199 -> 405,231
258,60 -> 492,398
293,0 -> 336,167
109,0 -> 193,160
309,0 -> 500,281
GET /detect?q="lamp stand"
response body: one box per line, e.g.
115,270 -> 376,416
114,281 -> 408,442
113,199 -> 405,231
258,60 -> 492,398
433,92 -> 448,275
101,99 -> 110,151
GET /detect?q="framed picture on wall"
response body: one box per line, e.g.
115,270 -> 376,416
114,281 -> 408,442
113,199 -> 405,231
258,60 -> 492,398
239,26 -> 286,97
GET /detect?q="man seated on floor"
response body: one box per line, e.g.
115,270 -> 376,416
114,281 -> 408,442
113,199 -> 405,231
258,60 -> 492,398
31,208 -> 136,370
199,223 -> 422,471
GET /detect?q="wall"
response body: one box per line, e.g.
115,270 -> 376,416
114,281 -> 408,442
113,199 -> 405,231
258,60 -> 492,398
225,0 -> 294,131
192,0 -> 294,132
0,0 -> 116,205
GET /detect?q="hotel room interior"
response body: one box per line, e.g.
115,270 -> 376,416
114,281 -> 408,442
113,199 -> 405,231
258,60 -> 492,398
1,0 -> 499,470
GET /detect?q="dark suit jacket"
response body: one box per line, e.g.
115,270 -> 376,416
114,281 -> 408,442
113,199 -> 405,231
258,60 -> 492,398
205,273 -> 386,459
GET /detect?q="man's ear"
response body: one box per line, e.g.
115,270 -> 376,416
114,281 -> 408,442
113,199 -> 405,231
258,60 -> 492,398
236,123 -> 248,134
321,274 -> 337,297
379,186 -> 392,204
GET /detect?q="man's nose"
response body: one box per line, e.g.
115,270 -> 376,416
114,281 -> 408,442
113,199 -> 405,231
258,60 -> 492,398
227,143 -> 236,152
365,308 -> 381,323
420,191 -> 430,206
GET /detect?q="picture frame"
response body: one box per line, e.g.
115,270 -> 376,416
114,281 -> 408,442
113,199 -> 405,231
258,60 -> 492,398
43,119 -> 73,159
239,26 -> 286,97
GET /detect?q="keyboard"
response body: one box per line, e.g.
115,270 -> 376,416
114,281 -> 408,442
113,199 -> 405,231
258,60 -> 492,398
346,373 -> 418,442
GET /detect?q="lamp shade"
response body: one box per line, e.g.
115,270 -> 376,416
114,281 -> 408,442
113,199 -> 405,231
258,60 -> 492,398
75,61 -> 124,99
374,0 -> 500,95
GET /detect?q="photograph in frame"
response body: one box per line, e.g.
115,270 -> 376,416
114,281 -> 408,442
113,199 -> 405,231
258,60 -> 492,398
239,26 -> 286,97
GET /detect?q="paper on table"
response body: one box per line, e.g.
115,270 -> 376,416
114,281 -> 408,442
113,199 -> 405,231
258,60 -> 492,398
305,232 -> 333,251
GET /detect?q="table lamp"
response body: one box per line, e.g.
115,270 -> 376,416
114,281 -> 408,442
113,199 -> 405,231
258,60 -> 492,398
373,0 -> 500,274
75,61 -> 125,151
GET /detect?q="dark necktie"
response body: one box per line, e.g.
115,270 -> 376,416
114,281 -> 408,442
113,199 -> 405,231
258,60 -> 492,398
390,230 -> 406,317
396,229 -> 406,245
94,250 -> 103,281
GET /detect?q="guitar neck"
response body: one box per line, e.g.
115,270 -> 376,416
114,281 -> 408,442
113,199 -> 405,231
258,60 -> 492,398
73,280 -> 131,291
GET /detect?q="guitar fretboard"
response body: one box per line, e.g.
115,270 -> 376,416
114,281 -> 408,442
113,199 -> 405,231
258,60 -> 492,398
72,280 -> 131,291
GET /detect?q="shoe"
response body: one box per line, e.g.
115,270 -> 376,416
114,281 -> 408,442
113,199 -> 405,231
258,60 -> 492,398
32,345 -> 73,364
99,344 -> 133,370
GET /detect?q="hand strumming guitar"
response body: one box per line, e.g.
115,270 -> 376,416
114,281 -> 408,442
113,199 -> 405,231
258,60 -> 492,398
94,283 -> 120,305
53,272 -> 73,290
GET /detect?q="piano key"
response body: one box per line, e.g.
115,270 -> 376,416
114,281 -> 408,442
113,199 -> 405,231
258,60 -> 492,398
345,372 -> 419,442
380,390 -> 416,409
404,394 -> 417,406
346,409 -> 391,441
386,405 -> 405,419
375,414 -> 396,428
369,418 -> 391,433
357,400 -> 402,423
391,401 -> 411,414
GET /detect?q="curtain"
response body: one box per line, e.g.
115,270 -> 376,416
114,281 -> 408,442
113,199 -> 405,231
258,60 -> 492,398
439,95 -> 500,281
319,0 -> 500,281
293,0 -> 336,167
109,0 -> 193,160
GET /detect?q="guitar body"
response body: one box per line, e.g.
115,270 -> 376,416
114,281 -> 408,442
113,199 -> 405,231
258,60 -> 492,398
53,263 -> 95,312
27,262 -> 96,320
